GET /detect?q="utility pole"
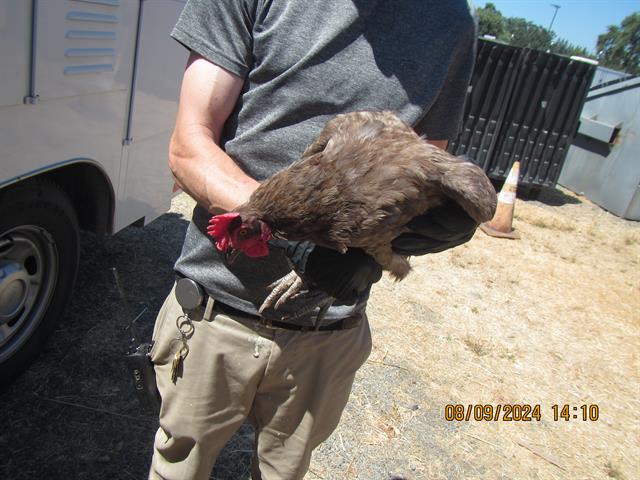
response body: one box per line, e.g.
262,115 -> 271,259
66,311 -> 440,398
548,4 -> 561,33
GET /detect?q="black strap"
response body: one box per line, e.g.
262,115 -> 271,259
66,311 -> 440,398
212,300 -> 360,332
175,274 -> 360,332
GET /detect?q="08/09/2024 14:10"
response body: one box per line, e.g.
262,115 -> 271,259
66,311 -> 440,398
443,404 -> 600,422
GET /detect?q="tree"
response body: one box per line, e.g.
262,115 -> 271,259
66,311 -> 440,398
551,38 -> 591,59
477,2 -> 505,38
500,17 -> 554,51
475,3 -> 598,61
477,4 -> 555,52
597,13 -> 640,75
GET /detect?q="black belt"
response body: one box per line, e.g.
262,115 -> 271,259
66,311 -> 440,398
212,300 -> 360,332
175,274 -> 361,332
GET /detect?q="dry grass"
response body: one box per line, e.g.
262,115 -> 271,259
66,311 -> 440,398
307,187 -> 640,480
4,186 -> 629,480
10,187 -> 631,480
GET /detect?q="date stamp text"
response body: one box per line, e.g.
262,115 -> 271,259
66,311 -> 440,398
444,404 -> 600,422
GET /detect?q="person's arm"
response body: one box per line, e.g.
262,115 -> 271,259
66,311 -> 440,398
169,52 -> 260,212
426,140 -> 448,150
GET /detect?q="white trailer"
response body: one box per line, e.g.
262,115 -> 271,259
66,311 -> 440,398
0,0 -> 187,382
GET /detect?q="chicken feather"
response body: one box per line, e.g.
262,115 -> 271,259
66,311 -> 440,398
208,111 -> 497,321
234,111 -> 496,280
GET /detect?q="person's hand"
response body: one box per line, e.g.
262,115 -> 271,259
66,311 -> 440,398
391,199 -> 479,256
270,240 -> 382,303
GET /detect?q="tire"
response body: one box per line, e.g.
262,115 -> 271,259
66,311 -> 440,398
0,179 -> 79,385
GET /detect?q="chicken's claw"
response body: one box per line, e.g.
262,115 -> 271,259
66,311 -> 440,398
259,271 -> 304,313
282,296 -> 335,329
259,271 -> 336,328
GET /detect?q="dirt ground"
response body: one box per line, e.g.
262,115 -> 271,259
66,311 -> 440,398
1,186 -> 638,480
324,186 -> 640,480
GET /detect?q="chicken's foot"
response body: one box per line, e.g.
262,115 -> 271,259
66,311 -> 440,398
258,270 -> 304,313
282,295 -> 336,328
258,270 -> 336,327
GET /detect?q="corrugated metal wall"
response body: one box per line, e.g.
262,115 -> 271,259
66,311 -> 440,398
591,66 -> 633,88
449,39 -> 596,187
559,76 -> 640,220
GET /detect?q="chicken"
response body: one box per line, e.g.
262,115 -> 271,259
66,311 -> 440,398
207,111 -> 497,320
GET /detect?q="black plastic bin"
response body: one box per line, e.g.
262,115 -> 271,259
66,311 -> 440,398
448,39 -> 596,187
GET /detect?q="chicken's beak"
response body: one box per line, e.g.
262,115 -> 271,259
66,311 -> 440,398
225,247 -> 241,264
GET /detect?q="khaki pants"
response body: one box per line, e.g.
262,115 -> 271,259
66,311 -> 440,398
148,285 -> 372,480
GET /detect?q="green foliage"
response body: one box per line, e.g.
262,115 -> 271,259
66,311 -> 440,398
500,17 -> 554,51
477,2 -> 504,38
477,4 -> 555,50
475,3 -> 598,61
551,38 -> 591,58
597,13 -> 640,75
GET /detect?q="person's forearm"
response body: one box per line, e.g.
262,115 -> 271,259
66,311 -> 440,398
427,139 -> 448,150
171,134 -> 446,213
168,52 -> 257,213
169,124 -> 260,213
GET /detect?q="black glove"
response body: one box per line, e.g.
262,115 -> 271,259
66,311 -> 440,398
270,240 -> 382,303
391,200 -> 479,256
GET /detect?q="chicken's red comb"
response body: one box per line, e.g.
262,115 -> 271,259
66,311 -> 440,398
207,213 -> 240,251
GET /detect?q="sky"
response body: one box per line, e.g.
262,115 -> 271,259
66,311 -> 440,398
474,1 -> 639,53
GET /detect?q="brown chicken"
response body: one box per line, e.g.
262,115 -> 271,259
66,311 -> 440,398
208,111 -> 497,316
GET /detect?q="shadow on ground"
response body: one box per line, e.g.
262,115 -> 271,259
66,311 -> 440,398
490,177 -> 582,207
521,186 -> 582,207
0,211 -> 253,480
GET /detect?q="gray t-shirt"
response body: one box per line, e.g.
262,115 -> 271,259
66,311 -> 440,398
171,0 -> 476,326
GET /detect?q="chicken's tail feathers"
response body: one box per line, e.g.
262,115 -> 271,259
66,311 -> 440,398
440,161 -> 498,224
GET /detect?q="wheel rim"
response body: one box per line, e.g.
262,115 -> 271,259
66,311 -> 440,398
0,226 -> 58,363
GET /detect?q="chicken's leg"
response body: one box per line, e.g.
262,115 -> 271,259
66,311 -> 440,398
259,271 -> 304,312
283,294 -> 336,328
258,270 -> 335,326
370,247 -> 411,281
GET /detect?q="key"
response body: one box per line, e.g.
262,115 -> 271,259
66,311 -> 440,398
170,314 -> 193,384
170,350 -> 182,384
170,345 -> 189,383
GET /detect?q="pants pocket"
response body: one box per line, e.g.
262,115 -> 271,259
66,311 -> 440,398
149,285 -> 182,364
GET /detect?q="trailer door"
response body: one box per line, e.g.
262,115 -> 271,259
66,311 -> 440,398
117,0 -> 186,231
0,1 -> 31,108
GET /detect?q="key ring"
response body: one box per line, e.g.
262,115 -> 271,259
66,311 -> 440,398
176,314 -> 195,339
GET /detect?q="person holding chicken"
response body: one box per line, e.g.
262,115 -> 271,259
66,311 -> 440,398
149,1 -> 481,479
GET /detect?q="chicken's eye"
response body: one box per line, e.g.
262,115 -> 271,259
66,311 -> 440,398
238,228 -> 249,237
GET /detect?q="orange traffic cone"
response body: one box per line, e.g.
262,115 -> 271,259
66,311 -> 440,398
480,161 -> 520,239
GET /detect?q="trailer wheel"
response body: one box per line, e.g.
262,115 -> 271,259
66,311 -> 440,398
0,180 -> 79,385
